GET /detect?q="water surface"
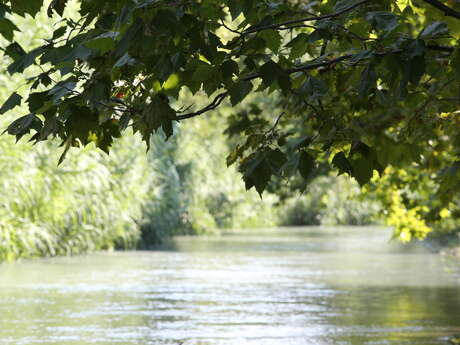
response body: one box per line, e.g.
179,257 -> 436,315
1,226 -> 459,345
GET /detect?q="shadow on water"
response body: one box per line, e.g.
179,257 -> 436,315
0,226 -> 459,345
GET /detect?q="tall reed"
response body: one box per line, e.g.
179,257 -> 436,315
0,132 -> 153,261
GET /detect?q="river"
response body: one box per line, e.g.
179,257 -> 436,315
0,226 -> 459,345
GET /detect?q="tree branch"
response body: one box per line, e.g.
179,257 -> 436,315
243,0 -> 370,34
173,55 -> 355,121
287,54 -> 355,74
173,44 -> 455,122
426,43 -> 455,52
175,92 -> 229,120
266,112 -> 285,136
175,55 -> 356,121
422,0 -> 460,20
243,54 -> 353,82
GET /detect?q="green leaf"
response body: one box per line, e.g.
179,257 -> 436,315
298,151 -> 315,179
375,90 -> 391,106
7,47 -> 45,75
258,30 -> 282,53
282,153 -> 300,177
332,152 -> 352,176
308,27 -> 331,43
334,0 -> 362,12
348,50 -> 374,65
0,4 -> 9,17
451,46 -> 460,80
350,155 -> 373,186
115,19 -> 143,57
259,60 -> 281,87
406,55 -> 425,86
143,95 -> 176,139
284,136 -> 311,151
0,92 -> 22,115
395,0 -> 411,11
4,114 -> 42,141
240,151 -> 271,195
357,64 -> 377,98
48,80 -> 77,103
287,33 -> 309,60
267,149 -> 287,174
47,0 -> 69,17
299,76 -> 328,100
366,12 -> 399,33
27,92 -> 52,113
65,106 -> 98,144
52,26 -> 67,40
221,60 -> 239,79
259,60 -> 291,92
420,22 -> 448,38
84,32 -> 117,54
192,62 -> 215,84
0,16 -> 18,41
10,0 -> 43,17
229,81 -> 253,106
348,144 -> 383,186
227,0 -> 243,20
114,53 -> 136,68
241,148 -> 287,194
4,42 -> 25,60
95,119 -> 121,153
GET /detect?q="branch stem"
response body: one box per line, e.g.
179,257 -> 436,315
243,0 -> 370,34
422,0 -> 460,20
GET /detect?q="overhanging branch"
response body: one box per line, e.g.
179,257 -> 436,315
171,44 -> 455,121
243,54 -> 354,82
422,0 -> 460,20
243,0 -> 370,34
286,55 -> 354,75
175,92 -> 229,120
174,55 -> 355,121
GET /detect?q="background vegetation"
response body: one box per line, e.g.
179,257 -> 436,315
0,24 -> 378,260
0,10 -> 282,260
1,71 -> 374,262
3,1 -> 460,262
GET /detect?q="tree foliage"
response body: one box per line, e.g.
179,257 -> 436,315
1,0 -> 460,239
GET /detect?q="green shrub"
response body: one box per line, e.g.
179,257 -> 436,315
280,175 -> 382,227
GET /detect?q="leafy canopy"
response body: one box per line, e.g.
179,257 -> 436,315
1,0 -> 460,238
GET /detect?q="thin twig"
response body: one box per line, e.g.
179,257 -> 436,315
426,44 -> 455,52
175,92 -> 229,120
220,19 -> 243,36
243,54 -> 353,82
266,112 -> 285,135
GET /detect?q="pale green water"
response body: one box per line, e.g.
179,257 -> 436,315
0,227 -> 460,345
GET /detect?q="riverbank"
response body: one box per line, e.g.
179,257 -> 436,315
441,247 -> 460,257
425,231 -> 460,258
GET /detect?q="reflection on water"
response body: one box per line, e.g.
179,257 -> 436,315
0,226 -> 459,345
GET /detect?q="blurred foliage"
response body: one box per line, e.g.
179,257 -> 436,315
0,3 -> 281,261
6,0 -> 460,261
0,10 -> 279,259
139,115 -> 280,247
0,4 -> 150,260
2,1 -> 460,237
365,165 -> 460,244
280,175 -> 381,227
0,130 -> 151,261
